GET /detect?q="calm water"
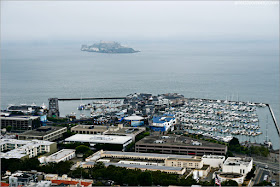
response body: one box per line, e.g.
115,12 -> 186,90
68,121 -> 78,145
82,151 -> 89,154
1,40 -> 279,148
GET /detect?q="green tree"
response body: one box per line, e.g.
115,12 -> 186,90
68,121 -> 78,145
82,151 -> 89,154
75,145 -> 90,154
138,171 -> 152,186
221,180 -> 238,186
124,173 -> 138,186
229,137 -> 240,146
6,125 -> 12,132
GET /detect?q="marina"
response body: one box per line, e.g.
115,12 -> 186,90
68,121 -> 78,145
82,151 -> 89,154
57,95 -> 279,150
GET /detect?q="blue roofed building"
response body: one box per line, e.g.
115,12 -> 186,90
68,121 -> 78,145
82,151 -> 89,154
150,114 -> 176,132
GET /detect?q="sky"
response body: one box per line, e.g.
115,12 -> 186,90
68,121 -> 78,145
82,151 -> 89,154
1,1 -> 279,42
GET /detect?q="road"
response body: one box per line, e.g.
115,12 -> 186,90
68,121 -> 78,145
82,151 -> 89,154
254,168 -> 270,185
254,160 -> 279,172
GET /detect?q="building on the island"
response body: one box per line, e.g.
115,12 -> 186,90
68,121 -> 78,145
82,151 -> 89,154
222,157 -> 253,175
0,115 -> 41,131
18,126 -> 67,141
38,149 -> 76,164
0,139 -> 57,159
64,134 -> 132,151
149,114 -> 176,132
201,155 -> 225,168
135,135 -> 227,156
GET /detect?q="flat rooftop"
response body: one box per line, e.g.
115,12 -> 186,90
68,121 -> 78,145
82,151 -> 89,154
136,135 -> 227,148
224,157 -> 252,166
84,162 -> 185,172
65,134 -> 132,144
0,115 -> 40,120
106,127 -> 145,135
46,149 -> 75,161
0,139 -> 54,159
19,126 -> 66,136
71,125 -> 109,131
102,150 -> 195,160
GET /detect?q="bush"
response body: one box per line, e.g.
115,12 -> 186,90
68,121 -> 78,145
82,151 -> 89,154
221,180 -> 238,186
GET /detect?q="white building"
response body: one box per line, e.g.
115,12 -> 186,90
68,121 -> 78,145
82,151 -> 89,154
202,155 -> 225,168
222,157 -> 253,175
39,149 -> 76,163
64,134 -> 132,150
0,139 -> 56,159
217,173 -> 245,184
150,114 -> 176,132
83,150 -> 204,175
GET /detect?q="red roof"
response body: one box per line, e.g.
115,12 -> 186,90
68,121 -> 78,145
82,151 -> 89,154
51,180 -> 79,185
81,181 -> 92,186
0,182 -> 9,187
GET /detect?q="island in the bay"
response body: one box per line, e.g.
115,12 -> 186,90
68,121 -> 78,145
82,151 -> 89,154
81,41 -> 139,53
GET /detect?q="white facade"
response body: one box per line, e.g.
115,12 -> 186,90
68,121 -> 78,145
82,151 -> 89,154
65,134 -> 132,150
118,160 -> 164,166
39,149 -> 76,163
0,139 -> 55,159
217,173 -> 245,184
222,157 -> 253,175
202,155 -> 225,168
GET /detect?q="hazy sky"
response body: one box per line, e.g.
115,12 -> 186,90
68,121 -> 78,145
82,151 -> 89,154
1,1 -> 279,42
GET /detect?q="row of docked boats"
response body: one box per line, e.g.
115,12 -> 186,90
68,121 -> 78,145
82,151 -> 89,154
166,98 -> 264,139
78,100 -> 122,110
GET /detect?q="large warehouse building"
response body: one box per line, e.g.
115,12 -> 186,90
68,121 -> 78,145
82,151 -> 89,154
135,135 -> 227,156
64,134 -> 132,151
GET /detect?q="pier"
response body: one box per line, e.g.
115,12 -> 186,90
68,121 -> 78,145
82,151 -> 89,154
267,104 -> 280,136
58,97 -> 126,101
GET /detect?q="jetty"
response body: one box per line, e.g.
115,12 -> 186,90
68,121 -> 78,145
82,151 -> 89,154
58,97 -> 126,101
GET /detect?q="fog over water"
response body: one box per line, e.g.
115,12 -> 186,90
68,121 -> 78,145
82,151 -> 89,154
1,1 -> 279,147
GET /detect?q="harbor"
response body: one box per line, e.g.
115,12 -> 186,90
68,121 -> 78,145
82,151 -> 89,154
56,94 -> 279,150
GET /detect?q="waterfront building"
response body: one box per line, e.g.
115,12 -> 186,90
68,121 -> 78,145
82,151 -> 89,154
0,139 -> 57,159
18,126 -> 67,141
6,104 -> 44,114
0,115 -> 41,131
135,135 -> 227,155
150,114 -> 176,132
